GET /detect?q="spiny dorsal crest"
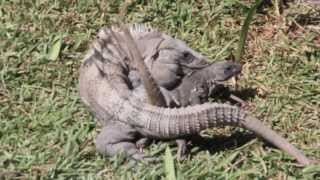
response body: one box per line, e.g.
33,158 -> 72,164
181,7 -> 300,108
97,23 -> 157,40
129,23 -> 154,33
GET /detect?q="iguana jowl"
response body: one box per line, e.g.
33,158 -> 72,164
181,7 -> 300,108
79,25 -> 312,165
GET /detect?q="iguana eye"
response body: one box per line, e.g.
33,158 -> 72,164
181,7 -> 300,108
224,66 -> 232,73
152,51 -> 159,59
182,52 -> 193,63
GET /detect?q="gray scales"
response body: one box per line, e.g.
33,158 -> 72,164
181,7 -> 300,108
79,24 -> 312,165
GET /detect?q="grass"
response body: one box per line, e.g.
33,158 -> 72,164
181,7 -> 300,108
1,0 -> 320,179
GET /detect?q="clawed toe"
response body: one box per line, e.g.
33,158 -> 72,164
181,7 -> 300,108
176,145 -> 188,161
176,139 -> 188,161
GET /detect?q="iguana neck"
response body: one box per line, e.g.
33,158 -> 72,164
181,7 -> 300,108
119,25 -> 167,107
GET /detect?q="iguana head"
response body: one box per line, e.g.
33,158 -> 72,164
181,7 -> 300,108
203,60 -> 242,82
189,60 -> 242,99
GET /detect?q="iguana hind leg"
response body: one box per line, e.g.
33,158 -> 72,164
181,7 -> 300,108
96,124 -> 157,162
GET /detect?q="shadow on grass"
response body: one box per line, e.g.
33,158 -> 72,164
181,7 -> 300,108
256,0 -> 291,14
188,131 -> 256,156
293,11 -> 320,26
210,86 -> 258,105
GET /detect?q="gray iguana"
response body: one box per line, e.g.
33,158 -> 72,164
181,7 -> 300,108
125,24 -> 243,107
130,60 -> 242,160
129,60 -> 242,107
120,24 -> 243,160
79,25 -> 312,165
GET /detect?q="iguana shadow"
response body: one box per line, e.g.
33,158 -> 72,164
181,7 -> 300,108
211,86 -> 258,105
291,11 -> 320,26
188,131 -> 257,156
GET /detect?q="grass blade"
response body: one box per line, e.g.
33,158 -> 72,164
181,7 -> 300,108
48,34 -> 62,61
235,0 -> 263,62
164,146 -> 176,180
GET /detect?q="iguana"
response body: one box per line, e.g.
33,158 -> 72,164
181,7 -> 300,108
130,60 -> 242,160
129,60 -> 242,106
111,24 -> 236,160
120,24 -> 243,160
79,25 -> 312,165
125,24 -> 243,107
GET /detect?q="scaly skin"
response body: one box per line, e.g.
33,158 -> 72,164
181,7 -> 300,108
79,25 -> 312,165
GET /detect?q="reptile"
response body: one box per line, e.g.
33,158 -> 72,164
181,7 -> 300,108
125,24 -> 244,107
130,60 -> 242,160
120,24 -> 243,160
129,60 -> 242,107
79,24 -> 312,165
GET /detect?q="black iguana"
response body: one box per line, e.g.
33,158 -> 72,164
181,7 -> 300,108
79,25 -> 312,165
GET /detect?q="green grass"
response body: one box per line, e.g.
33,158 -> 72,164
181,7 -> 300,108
1,0 -> 320,179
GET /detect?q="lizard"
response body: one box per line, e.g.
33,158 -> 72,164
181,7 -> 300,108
130,60 -> 243,160
125,24 -> 244,107
110,23 -> 234,161
129,60 -> 242,107
121,24 -> 243,160
79,24 -> 313,166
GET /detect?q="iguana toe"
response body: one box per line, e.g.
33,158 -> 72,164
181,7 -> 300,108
176,139 -> 188,161
136,138 -> 152,152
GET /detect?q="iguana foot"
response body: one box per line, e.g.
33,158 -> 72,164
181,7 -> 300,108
136,138 -> 152,152
176,139 -> 188,161
96,124 -> 155,162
